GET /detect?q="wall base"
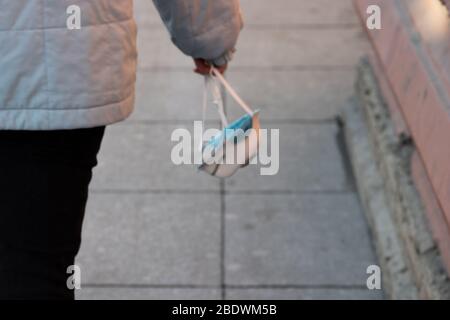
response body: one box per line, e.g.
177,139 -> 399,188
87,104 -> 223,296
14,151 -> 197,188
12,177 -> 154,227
341,58 -> 450,299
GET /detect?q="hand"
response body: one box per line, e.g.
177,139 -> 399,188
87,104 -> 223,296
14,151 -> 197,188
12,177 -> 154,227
193,58 -> 227,75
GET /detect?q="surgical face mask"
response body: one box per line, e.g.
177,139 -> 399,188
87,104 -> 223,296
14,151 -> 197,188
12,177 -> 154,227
198,68 -> 261,178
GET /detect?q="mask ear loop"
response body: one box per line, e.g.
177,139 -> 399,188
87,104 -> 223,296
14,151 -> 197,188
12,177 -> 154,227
201,66 -> 248,152
199,76 -> 208,153
200,74 -> 229,153
210,66 -> 254,116
208,68 -> 229,128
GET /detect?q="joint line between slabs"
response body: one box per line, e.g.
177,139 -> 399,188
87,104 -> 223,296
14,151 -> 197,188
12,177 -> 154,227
80,283 -> 368,290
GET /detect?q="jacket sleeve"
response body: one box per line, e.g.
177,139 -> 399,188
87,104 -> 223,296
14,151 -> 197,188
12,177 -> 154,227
152,0 -> 243,66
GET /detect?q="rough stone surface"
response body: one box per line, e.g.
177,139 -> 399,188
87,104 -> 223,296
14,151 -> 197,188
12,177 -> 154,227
342,58 -> 450,299
342,96 -> 418,299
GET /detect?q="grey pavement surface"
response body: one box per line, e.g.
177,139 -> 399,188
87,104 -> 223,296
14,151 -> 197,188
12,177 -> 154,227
76,0 -> 383,300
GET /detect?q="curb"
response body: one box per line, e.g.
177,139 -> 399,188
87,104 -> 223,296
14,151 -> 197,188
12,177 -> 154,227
340,58 -> 450,299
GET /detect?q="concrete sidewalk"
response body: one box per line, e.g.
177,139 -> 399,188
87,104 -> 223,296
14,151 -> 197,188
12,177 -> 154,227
76,0 -> 383,300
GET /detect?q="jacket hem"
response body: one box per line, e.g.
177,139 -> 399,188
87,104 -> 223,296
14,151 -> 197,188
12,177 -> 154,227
0,93 -> 135,131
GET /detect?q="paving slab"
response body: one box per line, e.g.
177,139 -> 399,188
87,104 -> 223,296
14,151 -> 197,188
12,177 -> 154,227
90,123 -> 220,192
134,0 -> 163,27
130,70 -> 219,122
226,288 -> 383,300
239,0 -> 358,25
77,287 -> 221,300
77,193 -> 221,285
131,69 -> 354,122
137,27 -> 191,69
225,69 -> 355,121
225,123 -> 352,192
225,193 -> 377,286
233,28 -> 369,68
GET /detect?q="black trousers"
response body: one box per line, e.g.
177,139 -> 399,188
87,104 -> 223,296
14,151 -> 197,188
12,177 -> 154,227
0,126 -> 105,300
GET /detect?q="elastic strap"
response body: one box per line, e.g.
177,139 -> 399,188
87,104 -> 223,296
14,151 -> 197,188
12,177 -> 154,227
210,67 -> 254,116
200,77 -> 208,152
211,76 -> 229,128
203,76 -> 228,128
201,68 -> 254,151
201,76 -> 229,151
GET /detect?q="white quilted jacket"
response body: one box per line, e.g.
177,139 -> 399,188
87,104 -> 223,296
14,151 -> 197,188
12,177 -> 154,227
0,0 -> 242,130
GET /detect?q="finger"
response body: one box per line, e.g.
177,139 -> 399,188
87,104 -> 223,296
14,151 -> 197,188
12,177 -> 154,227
217,64 -> 228,74
193,60 -> 211,74
194,68 -> 209,75
194,58 -> 209,69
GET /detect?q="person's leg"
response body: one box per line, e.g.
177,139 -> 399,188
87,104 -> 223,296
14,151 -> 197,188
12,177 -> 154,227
0,127 -> 105,300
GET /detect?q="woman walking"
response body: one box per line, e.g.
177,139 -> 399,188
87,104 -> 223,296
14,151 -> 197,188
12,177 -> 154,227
0,0 -> 242,300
